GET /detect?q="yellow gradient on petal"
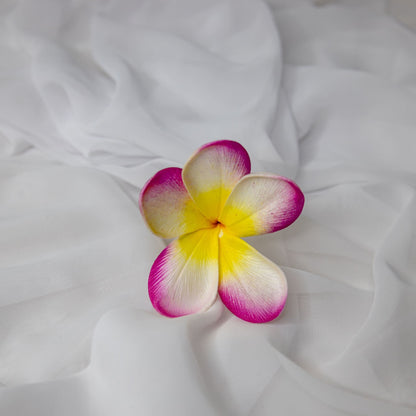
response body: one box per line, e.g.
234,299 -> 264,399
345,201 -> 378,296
218,230 -> 255,284
145,194 -> 215,238
218,230 -> 287,290
182,141 -> 250,222
219,174 -> 304,237
140,168 -> 213,239
217,230 -> 288,323
194,187 -> 234,222
175,225 -> 220,265
182,197 -> 216,230
149,227 -> 220,317
218,203 -> 258,236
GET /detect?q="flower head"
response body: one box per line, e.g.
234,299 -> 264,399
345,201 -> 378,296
139,140 -> 304,323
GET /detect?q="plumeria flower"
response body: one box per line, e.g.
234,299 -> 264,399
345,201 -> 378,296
139,141 -> 304,323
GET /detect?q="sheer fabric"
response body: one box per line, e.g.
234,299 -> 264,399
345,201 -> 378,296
0,0 -> 415,414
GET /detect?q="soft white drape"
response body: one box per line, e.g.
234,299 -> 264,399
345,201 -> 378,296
1,0 -> 415,414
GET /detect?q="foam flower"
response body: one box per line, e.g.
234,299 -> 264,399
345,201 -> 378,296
139,141 -> 304,323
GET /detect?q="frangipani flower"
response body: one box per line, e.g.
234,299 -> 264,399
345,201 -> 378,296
139,141 -> 304,323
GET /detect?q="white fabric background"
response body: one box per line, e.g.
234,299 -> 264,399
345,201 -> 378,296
0,0 -> 416,414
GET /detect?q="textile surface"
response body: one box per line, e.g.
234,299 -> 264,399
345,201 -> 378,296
0,0 -> 416,414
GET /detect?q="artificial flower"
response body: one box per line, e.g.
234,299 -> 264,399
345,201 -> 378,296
139,140 -> 304,323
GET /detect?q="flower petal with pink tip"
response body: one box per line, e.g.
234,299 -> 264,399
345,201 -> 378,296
219,174 -> 304,237
139,167 -> 213,239
218,230 -> 287,323
182,140 -> 251,222
149,228 -> 219,318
